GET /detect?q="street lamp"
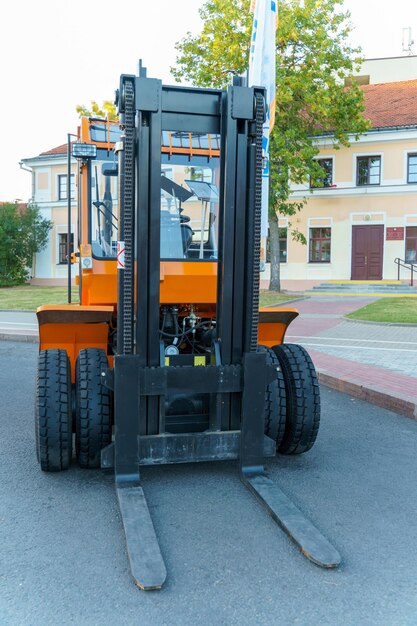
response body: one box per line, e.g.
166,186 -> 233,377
66,136 -> 97,303
67,133 -> 77,304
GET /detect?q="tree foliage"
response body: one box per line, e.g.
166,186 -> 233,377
172,0 -> 371,289
76,100 -> 118,121
171,0 -> 252,87
0,203 -> 52,286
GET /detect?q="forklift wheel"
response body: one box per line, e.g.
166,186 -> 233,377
35,349 -> 72,471
272,344 -> 320,455
257,345 -> 286,448
75,349 -> 113,469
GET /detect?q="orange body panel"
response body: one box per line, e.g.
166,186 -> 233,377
258,308 -> 299,347
81,266 -> 117,305
37,305 -> 114,381
160,262 -> 217,304
80,260 -> 218,307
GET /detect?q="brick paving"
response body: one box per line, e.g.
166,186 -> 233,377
284,296 -> 417,417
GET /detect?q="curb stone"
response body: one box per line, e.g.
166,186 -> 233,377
318,371 -> 417,421
343,316 -> 417,328
0,333 -> 38,343
264,296 -> 310,307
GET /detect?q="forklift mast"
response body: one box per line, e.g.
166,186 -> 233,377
99,67 -> 341,589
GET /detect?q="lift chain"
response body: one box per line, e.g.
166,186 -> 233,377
250,91 -> 265,352
122,79 -> 135,354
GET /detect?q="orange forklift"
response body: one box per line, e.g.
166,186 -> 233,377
35,63 -> 340,589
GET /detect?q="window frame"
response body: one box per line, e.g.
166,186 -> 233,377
356,155 -> 381,186
308,227 -> 331,263
58,232 -> 74,265
310,157 -> 334,189
188,166 -> 212,183
58,174 -> 75,201
405,226 -> 417,263
279,227 -> 287,263
266,227 -> 288,264
407,153 -> 417,184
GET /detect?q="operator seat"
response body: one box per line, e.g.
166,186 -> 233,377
180,223 -> 194,256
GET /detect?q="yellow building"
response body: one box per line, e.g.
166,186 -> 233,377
21,73 -> 417,289
269,78 -> 417,291
21,144 -> 78,285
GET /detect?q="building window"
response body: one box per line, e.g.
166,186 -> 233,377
188,166 -> 212,182
266,228 -> 287,264
58,233 -> 74,264
161,167 -> 173,180
58,174 -> 75,200
309,227 -> 331,263
405,226 -> 417,262
356,156 -> 381,186
407,154 -> 417,184
279,228 -> 287,263
310,158 -> 333,188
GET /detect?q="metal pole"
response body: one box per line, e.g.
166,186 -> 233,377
67,134 -> 72,304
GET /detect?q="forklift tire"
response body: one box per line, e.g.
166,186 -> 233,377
75,348 -> 112,469
257,345 -> 286,448
272,344 -> 320,455
35,349 -> 72,472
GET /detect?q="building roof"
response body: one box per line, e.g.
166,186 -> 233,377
362,79 -> 417,129
40,143 -> 72,156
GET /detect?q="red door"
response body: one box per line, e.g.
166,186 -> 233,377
351,225 -> 384,280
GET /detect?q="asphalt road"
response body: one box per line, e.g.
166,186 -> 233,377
1,341 -> 417,626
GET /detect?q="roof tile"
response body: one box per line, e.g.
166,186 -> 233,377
40,143 -> 72,156
362,79 -> 417,128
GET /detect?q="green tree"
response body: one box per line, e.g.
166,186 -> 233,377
172,0 -> 370,290
76,100 -> 118,121
0,203 -> 52,286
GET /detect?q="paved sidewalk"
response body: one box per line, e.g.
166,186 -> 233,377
1,297 -> 417,419
0,310 -> 38,341
286,297 -> 417,419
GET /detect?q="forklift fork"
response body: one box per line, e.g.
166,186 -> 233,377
112,357 -> 166,590
239,352 -> 341,569
116,485 -> 166,590
109,350 -> 339,590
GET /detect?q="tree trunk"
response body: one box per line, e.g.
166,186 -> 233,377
268,212 -> 281,292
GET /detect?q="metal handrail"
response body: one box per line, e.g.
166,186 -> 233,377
394,257 -> 417,286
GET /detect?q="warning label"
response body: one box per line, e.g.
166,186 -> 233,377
117,241 -> 125,269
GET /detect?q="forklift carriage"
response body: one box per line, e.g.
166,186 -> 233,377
34,66 -> 340,589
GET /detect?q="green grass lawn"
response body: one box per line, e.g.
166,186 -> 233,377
346,297 -> 417,324
259,290 -> 301,307
0,286 -> 79,310
0,285 -> 298,311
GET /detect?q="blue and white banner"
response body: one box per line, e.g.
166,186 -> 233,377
248,0 -> 278,239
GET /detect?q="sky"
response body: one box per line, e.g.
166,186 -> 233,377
1,0 -> 417,202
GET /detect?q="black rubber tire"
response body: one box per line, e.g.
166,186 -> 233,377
35,349 -> 72,471
272,343 -> 320,455
75,348 -> 112,468
258,345 -> 286,448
